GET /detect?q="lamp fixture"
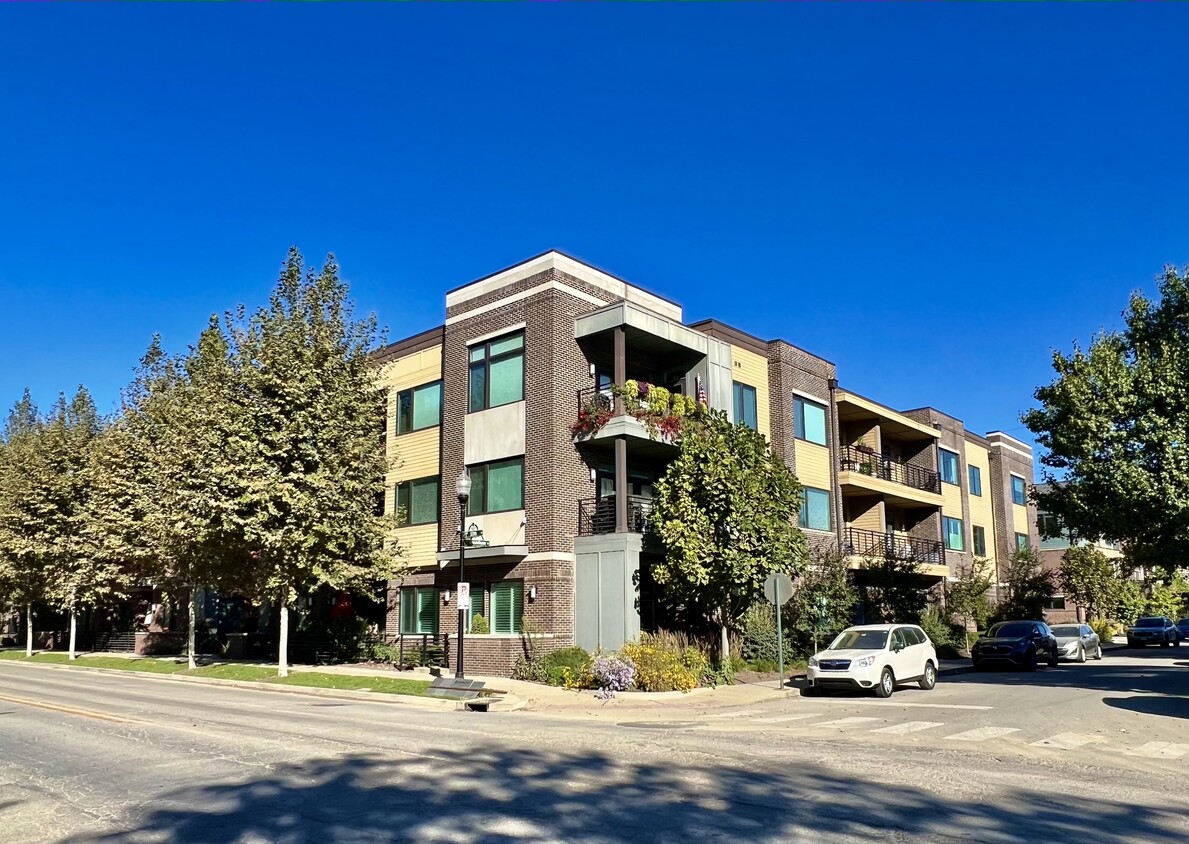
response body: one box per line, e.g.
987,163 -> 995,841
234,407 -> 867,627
456,468 -> 472,504
443,590 -> 452,605
529,585 -> 537,601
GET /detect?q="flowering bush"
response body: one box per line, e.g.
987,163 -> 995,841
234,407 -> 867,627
570,399 -> 613,437
591,652 -> 636,693
621,636 -> 699,692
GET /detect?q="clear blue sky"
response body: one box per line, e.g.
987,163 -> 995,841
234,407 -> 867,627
2,5 -> 1186,454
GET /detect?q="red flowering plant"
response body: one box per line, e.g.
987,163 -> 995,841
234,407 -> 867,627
570,399 -> 613,438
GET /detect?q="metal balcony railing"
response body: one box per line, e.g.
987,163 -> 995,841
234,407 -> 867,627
578,495 -> 654,536
839,445 -> 941,494
577,386 -> 614,416
844,526 -> 944,564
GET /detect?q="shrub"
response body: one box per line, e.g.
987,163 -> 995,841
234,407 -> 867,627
1090,618 -> 1116,644
621,635 -> 699,692
738,603 -> 779,664
512,654 -> 548,683
470,614 -> 490,635
919,607 -> 965,658
371,643 -> 401,665
591,652 -> 635,693
540,646 -> 593,688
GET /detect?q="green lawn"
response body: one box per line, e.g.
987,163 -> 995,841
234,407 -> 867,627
0,649 -> 429,697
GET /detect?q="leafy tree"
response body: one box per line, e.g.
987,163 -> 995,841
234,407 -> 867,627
649,408 -> 808,667
860,555 -> 927,624
945,557 -> 993,633
994,547 -> 1055,622
783,545 -> 857,658
0,390 -> 48,655
1058,545 -> 1121,621
1023,266 -> 1189,580
1144,576 -> 1187,619
229,249 -> 404,676
1112,578 -> 1145,626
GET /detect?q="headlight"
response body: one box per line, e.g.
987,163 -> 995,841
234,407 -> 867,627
808,656 -> 818,667
853,655 -> 877,668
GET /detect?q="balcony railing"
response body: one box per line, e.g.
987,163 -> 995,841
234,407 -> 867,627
578,495 -> 654,536
577,386 -> 614,416
844,526 -> 944,564
839,445 -> 941,494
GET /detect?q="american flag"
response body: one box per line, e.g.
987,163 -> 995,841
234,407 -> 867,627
696,375 -> 707,405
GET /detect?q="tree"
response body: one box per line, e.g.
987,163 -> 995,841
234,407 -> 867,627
995,547 -> 1055,622
783,545 -> 857,658
1023,266 -> 1189,580
230,249 -> 404,676
1058,545 -> 1121,621
0,390 -> 48,655
945,557 -> 993,633
860,555 -> 927,624
1112,579 -> 1145,626
649,408 -> 808,667
1144,575 -> 1187,619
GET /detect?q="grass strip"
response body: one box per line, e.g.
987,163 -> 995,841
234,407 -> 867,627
276,672 -> 429,696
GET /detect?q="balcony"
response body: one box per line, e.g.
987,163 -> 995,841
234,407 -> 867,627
572,384 -> 688,456
840,445 -> 941,493
843,526 -> 944,566
578,495 -> 654,536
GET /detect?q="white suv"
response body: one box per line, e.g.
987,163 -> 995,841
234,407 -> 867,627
806,624 -> 938,698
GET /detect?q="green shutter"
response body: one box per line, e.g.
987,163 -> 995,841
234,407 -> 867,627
491,581 -> 523,634
470,584 -> 485,621
417,588 -> 439,634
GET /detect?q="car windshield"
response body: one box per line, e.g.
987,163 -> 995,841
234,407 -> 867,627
1135,617 -> 1164,628
829,630 -> 888,650
1050,626 -> 1081,637
989,622 -> 1034,638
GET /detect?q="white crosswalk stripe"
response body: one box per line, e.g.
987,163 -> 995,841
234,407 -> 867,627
1124,741 -> 1189,759
703,709 -> 765,719
752,714 -> 819,724
870,720 -> 944,735
944,727 -> 1020,742
812,716 -> 882,728
1030,733 -> 1106,751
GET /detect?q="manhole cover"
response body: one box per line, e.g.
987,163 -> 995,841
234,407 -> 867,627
616,721 -> 698,730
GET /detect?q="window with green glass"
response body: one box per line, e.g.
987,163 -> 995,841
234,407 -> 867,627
972,525 -> 987,557
467,458 -> 524,515
468,584 -> 486,631
1015,532 -> 1030,552
468,332 -> 524,412
396,476 -> 440,526
400,586 -> 439,634
1011,475 -> 1027,506
798,487 -> 832,531
940,449 -> 960,485
733,382 -> 758,430
793,397 -> 827,446
490,581 -> 524,634
968,465 -> 982,496
943,516 -> 964,551
397,381 -> 442,434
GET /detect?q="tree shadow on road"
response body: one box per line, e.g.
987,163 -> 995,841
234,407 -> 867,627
1103,694 -> 1189,721
60,743 -> 1187,843
943,647 -> 1187,697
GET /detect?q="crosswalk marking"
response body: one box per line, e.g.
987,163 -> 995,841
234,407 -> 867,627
827,700 -> 993,711
944,727 -> 1020,742
1030,733 -> 1106,751
703,709 -> 765,719
812,716 -> 882,728
752,714 -> 819,724
1124,741 -> 1189,759
870,720 -> 944,735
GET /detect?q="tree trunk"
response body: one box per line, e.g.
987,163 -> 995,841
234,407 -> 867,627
69,607 -> 78,660
719,607 -> 730,670
278,589 -> 290,679
187,590 -> 197,671
25,602 -> 33,657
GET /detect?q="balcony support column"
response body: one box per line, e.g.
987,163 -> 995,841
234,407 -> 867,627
615,435 -> 629,533
613,325 -> 626,416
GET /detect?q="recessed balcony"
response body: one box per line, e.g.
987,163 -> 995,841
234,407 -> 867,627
838,445 -> 944,508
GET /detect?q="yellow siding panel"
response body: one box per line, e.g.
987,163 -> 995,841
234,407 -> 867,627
379,344 -> 443,482
379,347 -> 443,389
852,503 -> 883,532
941,480 -> 963,521
794,441 -> 831,492
965,443 -> 995,564
1012,504 -> 1030,538
393,523 -> 439,570
730,345 -> 770,439
389,428 -> 440,485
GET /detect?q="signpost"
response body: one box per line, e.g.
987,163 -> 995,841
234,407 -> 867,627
764,573 -> 794,690
813,596 -> 829,655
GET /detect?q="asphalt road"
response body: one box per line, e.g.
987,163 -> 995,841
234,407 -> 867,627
0,648 -> 1186,844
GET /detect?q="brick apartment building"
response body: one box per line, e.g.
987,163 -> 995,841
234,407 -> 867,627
375,251 -> 1039,675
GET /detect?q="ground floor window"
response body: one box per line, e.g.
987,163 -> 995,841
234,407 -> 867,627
1015,532 -> 1030,552
400,587 -> 439,634
1047,595 -> 1067,610
490,581 -> 524,634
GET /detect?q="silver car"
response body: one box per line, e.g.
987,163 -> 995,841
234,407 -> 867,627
1050,623 -> 1103,662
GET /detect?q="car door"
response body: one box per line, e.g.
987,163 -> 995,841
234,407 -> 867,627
907,626 -> 929,677
890,627 -> 913,679
1081,624 -> 1097,653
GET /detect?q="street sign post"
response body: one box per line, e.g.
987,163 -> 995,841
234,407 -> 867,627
813,595 -> 829,654
764,573 -> 794,690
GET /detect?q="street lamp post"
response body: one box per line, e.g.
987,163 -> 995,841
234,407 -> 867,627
455,469 -> 472,680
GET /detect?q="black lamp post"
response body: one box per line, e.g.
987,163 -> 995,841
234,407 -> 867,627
455,468 -> 471,680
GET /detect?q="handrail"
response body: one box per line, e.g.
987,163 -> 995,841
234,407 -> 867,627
839,445 -> 941,494
844,526 -> 944,564
578,495 -> 654,536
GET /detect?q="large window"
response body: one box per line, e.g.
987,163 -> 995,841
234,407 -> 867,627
943,516 -> 964,551
793,397 -> 827,446
400,586 -> 439,634
468,458 -> 525,515
940,449 -> 960,485
490,581 -> 524,634
469,332 -> 524,412
798,487 -> 832,531
733,382 -> 758,430
397,381 -> 442,434
1011,475 -> 1027,506
972,525 -> 987,557
968,465 -> 982,496
396,476 -> 440,526
1015,532 -> 1030,552
1038,512 -> 1063,539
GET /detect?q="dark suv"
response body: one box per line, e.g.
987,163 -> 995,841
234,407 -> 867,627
972,620 -> 1059,671
1126,616 -> 1181,648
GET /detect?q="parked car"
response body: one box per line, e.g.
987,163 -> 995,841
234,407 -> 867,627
806,624 -> 938,698
1177,618 -> 1189,641
1126,616 -> 1181,648
1049,623 -> 1103,663
971,620 -> 1059,671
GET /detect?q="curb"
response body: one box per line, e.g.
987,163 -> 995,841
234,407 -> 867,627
938,664 -> 973,677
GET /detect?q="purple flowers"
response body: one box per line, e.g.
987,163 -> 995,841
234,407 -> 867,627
592,652 -> 636,695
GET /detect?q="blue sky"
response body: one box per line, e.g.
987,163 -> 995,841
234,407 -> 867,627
1,5 -> 1186,453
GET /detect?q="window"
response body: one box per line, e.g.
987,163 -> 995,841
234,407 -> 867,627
396,477 -> 440,526
1038,512 -> 1063,539
468,332 -> 524,412
469,585 -> 485,630
798,487 -> 832,531
733,382 -> 758,430
400,587 -> 439,634
943,516 -> 964,551
793,397 -> 827,446
1046,595 -> 1067,611
397,381 -> 442,434
1011,475 -> 1027,506
968,465 -> 982,496
972,525 -> 987,557
468,458 -> 525,515
940,449 -> 960,485
490,581 -> 524,634
1015,532 -> 1030,552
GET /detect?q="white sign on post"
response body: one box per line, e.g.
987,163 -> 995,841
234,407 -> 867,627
764,573 -> 794,691
457,582 -> 470,608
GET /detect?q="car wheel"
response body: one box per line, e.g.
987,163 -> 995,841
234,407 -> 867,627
919,661 -> 937,691
1076,645 -> 1086,663
1048,647 -> 1059,668
1163,638 -> 1171,648
875,667 -> 895,698
1095,643 -> 1104,660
